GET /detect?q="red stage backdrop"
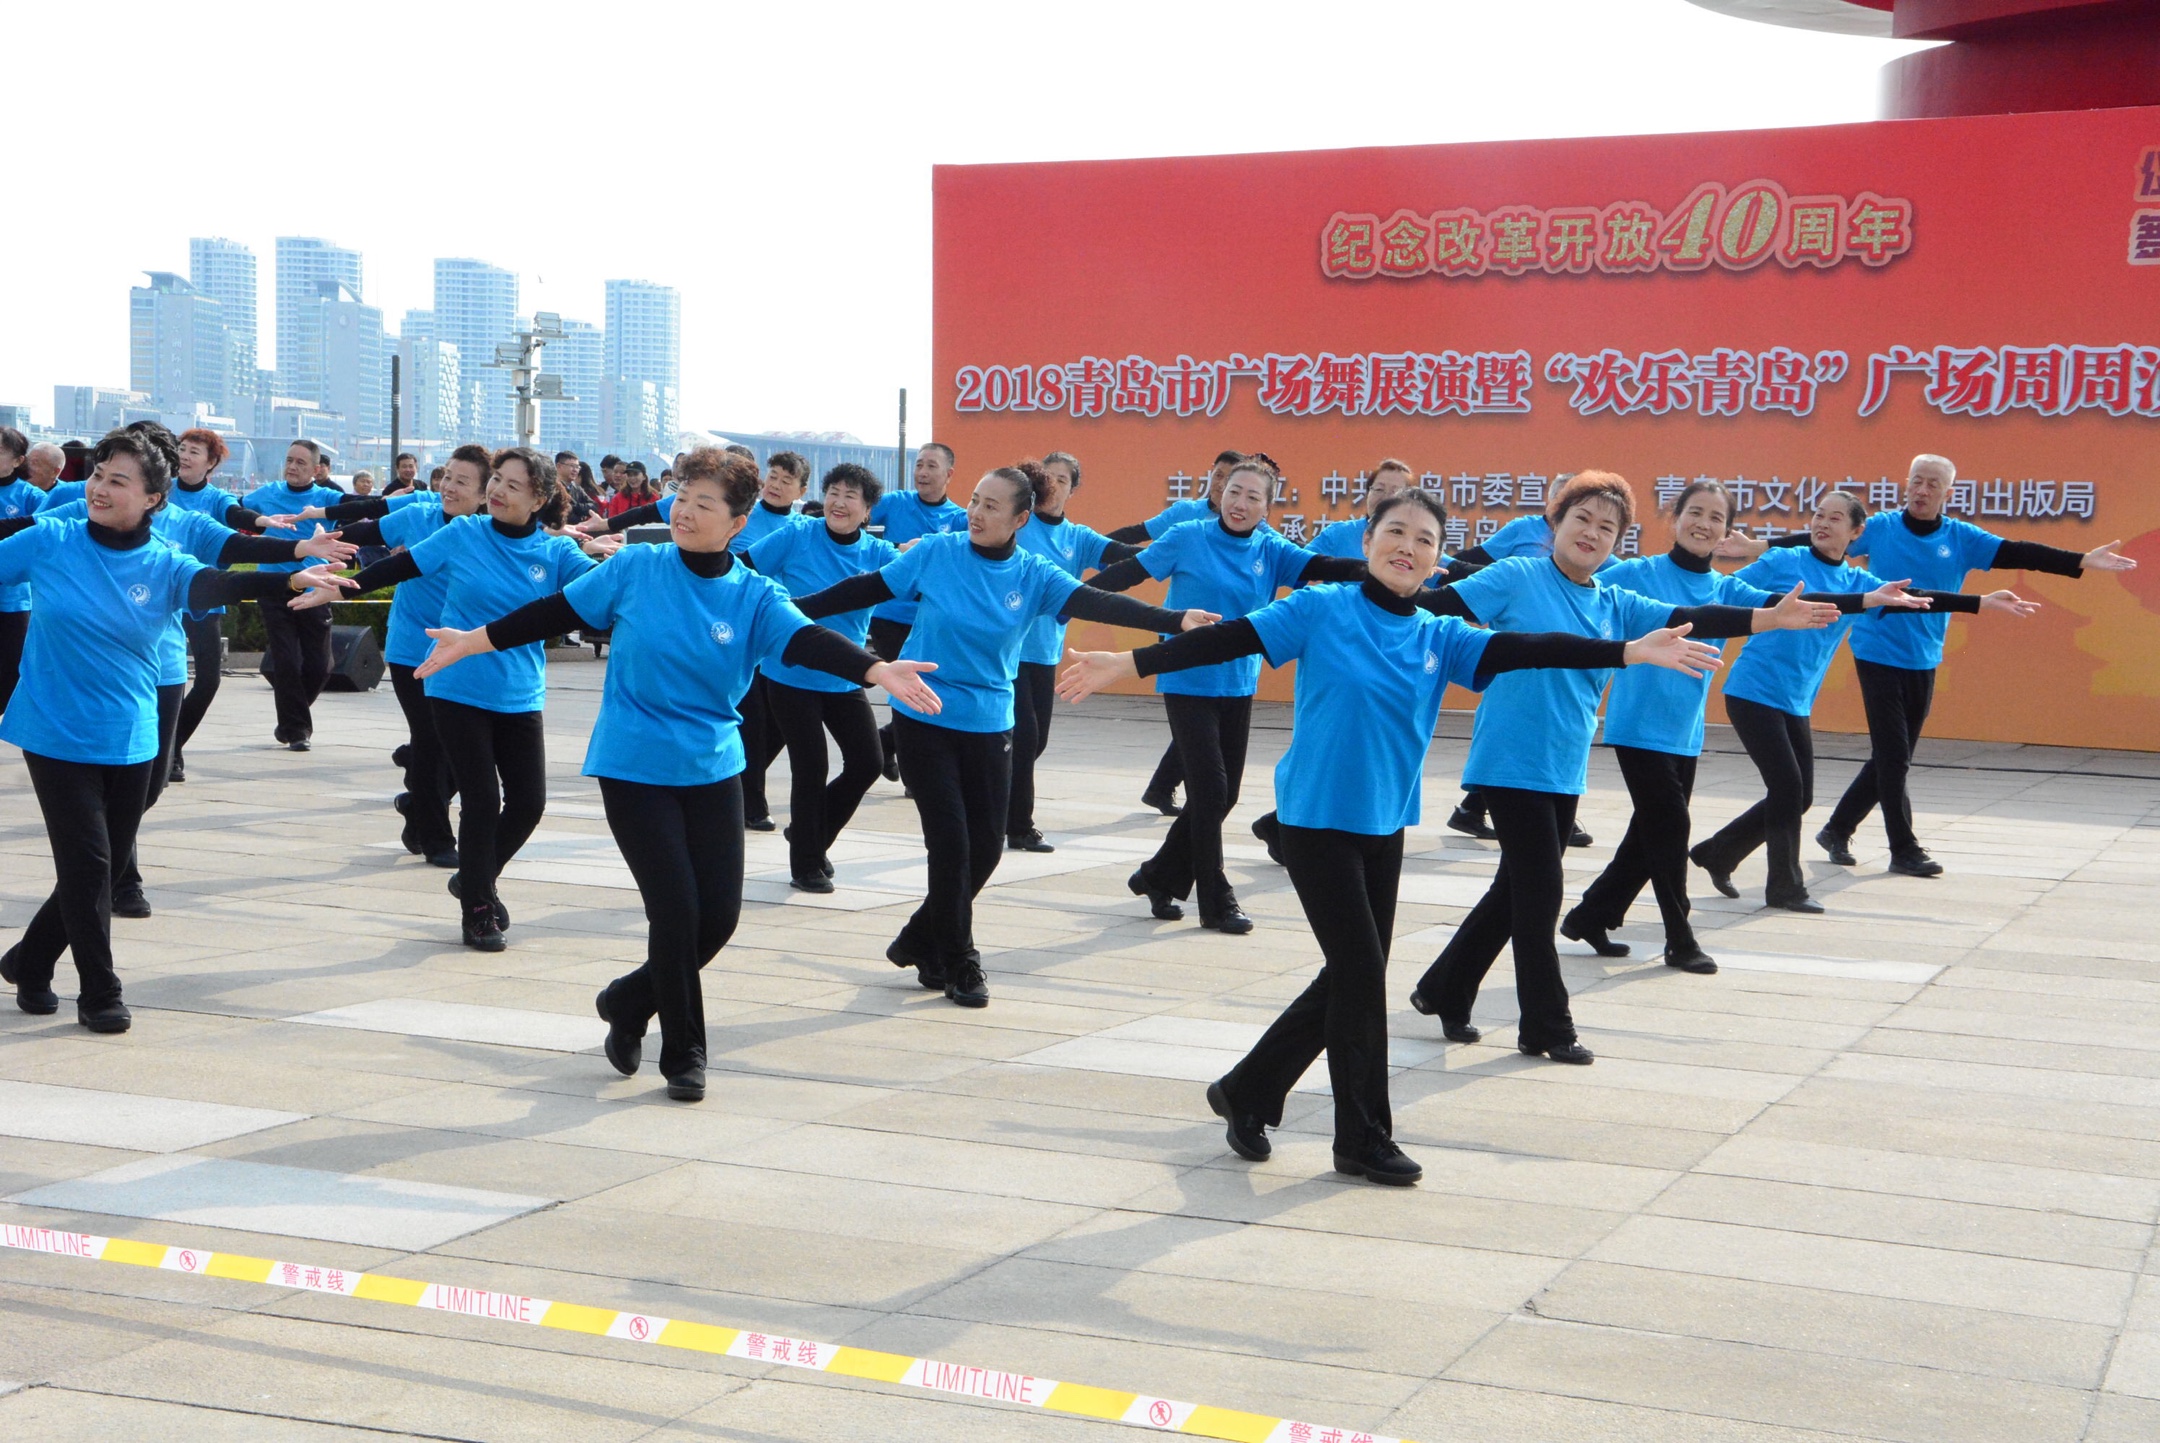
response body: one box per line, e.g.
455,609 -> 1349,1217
933,107 -> 2160,750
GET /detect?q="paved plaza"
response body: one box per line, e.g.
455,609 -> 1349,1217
2,654 -> 2158,1442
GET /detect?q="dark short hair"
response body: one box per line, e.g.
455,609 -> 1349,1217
446,443 -> 493,479
287,437 -> 323,461
553,450 -> 579,465
394,451 -> 417,465
122,420 -> 182,482
94,427 -> 174,499
1668,478 -> 1735,528
676,447 -> 761,516
600,453 -> 621,470
922,442 -> 955,468
1371,488 -> 1447,533
1043,450 -> 1082,489
1212,449 -> 1244,468
0,425 -> 30,463
491,445 -> 567,526
767,450 -> 809,484
820,462 -> 881,508
722,443 -> 755,460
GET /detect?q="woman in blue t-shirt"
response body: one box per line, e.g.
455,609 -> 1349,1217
316,448 -> 611,951
0,430 -> 348,1032
1408,472 -> 1845,1065
1004,452 -> 1140,855
1057,489 -> 1717,1186
745,462 -> 902,891
0,424 -> 44,716
415,449 -> 939,1101
1084,460 -> 1365,936
794,466 -> 1211,1009
1690,490 -> 2025,912
299,444 -> 492,867
1565,480 -> 1925,971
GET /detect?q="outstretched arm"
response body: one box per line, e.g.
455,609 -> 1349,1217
793,571 -> 895,619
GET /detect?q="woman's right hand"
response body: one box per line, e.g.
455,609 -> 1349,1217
1055,648 -> 1139,703
1622,623 -> 1721,678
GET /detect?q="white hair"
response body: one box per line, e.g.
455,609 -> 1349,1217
1908,453 -> 1955,480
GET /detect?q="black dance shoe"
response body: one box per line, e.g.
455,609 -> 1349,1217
1251,812 -> 1284,866
1815,827 -> 1857,866
1,947 -> 58,1015
1007,830 -> 1055,853
1408,989 -> 1482,1043
1200,905 -> 1255,936
1206,1080 -> 1271,1162
110,887 -> 152,920
945,955 -> 990,1008
461,905 -> 506,952
1128,868 -> 1183,921
168,755 -> 185,784
1140,786 -> 1184,817
744,816 -> 776,833
1333,1139 -> 1423,1186
287,738 -> 311,752
665,1065 -> 706,1103
394,793 -> 424,855
1521,1039 -> 1595,1064
596,988 -> 642,1075
880,733 -> 900,782
1689,844 -> 1740,899
1767,893 -> 1826,914
790,873 -> 835,894
1446,805 -> 1496,840
783,827 -> 837,877
446,874 -> 508,930
78,998 -> 132,1034
1559,911 -> 1629,957
1888,849 -> 1945,878
1567,824 -> 1595,848
392,743 -> 412,771
887,937 -> 945,991
1664,944 -> 1718,974
426,847 -> 460,870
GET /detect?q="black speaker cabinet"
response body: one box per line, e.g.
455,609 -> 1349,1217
324,624 -> 385,692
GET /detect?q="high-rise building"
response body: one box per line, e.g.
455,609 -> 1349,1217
539,317 -> 602,457
319,286 -> 386,448
189,237 -> 258,420
603,279 -> 680,441
394,334 -> 461,449
275,237 -> 362,407
53,385 -> 153,436
401,309 -> 435,345
129,272 -> 228,416
433,258 -> 518,445
599,377 -> 661,460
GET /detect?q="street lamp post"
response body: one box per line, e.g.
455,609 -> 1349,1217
491,312 -> 570,449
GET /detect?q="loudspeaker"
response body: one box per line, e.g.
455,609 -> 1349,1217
324,624 -> 385,692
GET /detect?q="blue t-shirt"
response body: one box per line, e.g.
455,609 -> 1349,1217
868,490 -> 968,625
164,482 -> 243,521
1309,516 -> 1368,559
1453,556 -> 1676,795
748,521 -> 900,693
378,498 -> 453,668
1141,497 -> 1216,539
1480,513 -> 1620,571
0,519 -> 206,764
1844,511 -> 2003,671
0,480 -> 44,611
1598,554 -> 1775,757
1016,515 -> 1115,666
406,515 -> 595,713
1722,547 -> 1892,716
731,502 -> 800,557
1137,519 -> 1313,697
1248,584 -> 1492,835
243,482 -> 348,574
878,532 -> 1081,733
564,545 -> 810,787
43,500 -> 237,681
41,481 -> 86,510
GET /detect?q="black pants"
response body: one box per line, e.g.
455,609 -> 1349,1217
113,683 -> 184,895
766,681 -> 880,880
430,699 -> 546,912
867,618 -> 911,769
599,775 -> 743,1079
1418,787 -> 1580,1050
1006,661 -> 1057,839
1698,695 -> 1815,904
260,598 -> 332,742
11,752 -> 154,1009
892,715 -> 1010,972
1222,825 -> 1403,1152
390,663 -> 458,854
0,609 -> 27,715
1145,741 -> 1183,799
737,673 -> 777,822
1826,659 -> 1935,858
173,613 -> 225,760
1575,747 -> 1698,951
1137,694 -> 1250,921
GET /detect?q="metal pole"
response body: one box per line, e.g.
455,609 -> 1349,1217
896,387 -> 907,492
388,353 -> 401,476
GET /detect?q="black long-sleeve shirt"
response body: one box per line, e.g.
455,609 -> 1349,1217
1768,513 -> 2086,576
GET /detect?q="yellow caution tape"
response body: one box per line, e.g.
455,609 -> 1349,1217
2,1223 -> 1410,1442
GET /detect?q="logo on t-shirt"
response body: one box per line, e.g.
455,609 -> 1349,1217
1424,650 -> 1440,675
710,621 -> 735,645
1598,619 -> 1614,638
528,563 -> 547,581
1003,590 -> 1024,611
1250,557 -> 1265,575
1936,542 -> 1952,559
128,583 -> 152,605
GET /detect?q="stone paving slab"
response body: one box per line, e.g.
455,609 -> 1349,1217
2,673 -> 2158,1440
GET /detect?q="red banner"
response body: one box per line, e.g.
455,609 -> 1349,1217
935,109 -> 2160,749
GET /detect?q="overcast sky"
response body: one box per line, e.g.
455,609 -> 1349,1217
2,1 -> 1927,440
